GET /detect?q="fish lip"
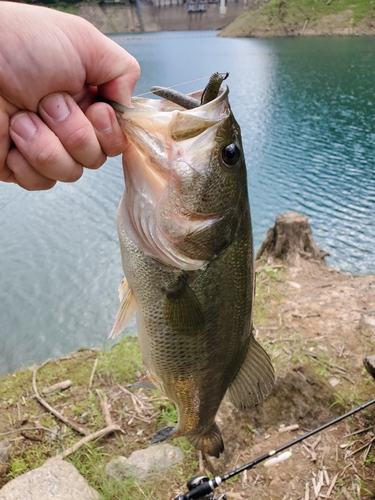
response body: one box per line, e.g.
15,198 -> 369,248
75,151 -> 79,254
113,84 -> 229,117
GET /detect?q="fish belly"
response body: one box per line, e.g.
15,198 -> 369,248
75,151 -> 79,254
118,204 -> 265,457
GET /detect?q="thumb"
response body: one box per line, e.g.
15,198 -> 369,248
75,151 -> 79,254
73,19 -> 140,107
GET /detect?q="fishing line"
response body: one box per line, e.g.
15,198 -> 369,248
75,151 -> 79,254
174,397 -> 375,500
0,189 -> 23,212
135,75 -> 220,98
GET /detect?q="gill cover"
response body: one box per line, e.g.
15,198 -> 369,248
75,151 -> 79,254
116,85 -> 244,271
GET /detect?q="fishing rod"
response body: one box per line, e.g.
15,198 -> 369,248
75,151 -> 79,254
174,397 -> 375,500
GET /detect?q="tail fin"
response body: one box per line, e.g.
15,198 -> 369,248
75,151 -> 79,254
227,332 -> 275,410
188,422 -> 224,458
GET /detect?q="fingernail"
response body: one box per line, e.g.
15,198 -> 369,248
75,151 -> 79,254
42,94 -> 70,121
91,107 -> 113,133
11,113 -> 37,140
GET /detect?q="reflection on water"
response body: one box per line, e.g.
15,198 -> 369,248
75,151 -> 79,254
1,33 -> 374,375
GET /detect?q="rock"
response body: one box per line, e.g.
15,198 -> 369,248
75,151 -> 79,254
363,354 -> 375,381
329,377 -> 340,387
105,444 -> 183,482
360,313 -> 375,330
0,457 -> 100,500
0,440 -> 10,463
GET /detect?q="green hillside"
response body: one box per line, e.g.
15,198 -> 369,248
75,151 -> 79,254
220,0 -> 375,37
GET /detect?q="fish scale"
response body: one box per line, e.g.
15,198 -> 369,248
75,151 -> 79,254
110,76 -> 275,457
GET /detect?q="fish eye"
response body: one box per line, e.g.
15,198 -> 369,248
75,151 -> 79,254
222,143 -> 241,167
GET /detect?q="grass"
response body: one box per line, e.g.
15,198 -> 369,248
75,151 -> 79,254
0,337 -> 200,499
262,0 -> 375,25
220,0 -> 375,37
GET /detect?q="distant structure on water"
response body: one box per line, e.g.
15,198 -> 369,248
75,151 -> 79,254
79,0 -> 267,33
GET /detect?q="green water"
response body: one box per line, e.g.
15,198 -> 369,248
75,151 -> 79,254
1,34 -> 374,375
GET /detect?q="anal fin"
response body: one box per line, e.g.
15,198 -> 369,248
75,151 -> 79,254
227,331 -> 275,410
109,278 -> 138,339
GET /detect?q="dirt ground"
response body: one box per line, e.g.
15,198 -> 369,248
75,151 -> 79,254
207,258 -> 375,500
0,257 -> 374,499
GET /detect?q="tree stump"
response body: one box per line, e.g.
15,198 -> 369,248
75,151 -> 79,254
256,212 -> 329,266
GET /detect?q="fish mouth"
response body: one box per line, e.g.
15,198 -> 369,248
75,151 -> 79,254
113,84 -> 229,115
116,85 -> 231,270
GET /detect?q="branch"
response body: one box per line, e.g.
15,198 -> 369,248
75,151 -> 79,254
32,364 -> 88,436
56,424 -> 123,459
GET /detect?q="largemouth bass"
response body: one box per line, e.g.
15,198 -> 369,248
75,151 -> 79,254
110,75 -> 274,458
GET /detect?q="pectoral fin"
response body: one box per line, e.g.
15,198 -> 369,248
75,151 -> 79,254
109,279 -> 138,339
163,276 -> 205,335
227,330 -> 275,410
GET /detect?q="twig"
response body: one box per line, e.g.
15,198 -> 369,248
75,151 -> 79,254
344,425 -> 375,438
95,390 -> 113,427
42,380 -> 72,395
341,487 -> 355,500
135,481 -> 148,499
279,424 -> 299,433
326,473 -> 338,497
323,468 -> 330,487
0,427 -> 59,438
21,430 -> 43,442
305,481 -> 310,500
363,442 -> 373,462
242,469 -> 248,487
347,437 -> 375,458
198,451 -> 205,474
120,410 -> 153,424
88,358 -> 98,390
310,436 -> 321,450
118,384 -> 146,409
56,424 -> 123,459
32,364 -> 88,435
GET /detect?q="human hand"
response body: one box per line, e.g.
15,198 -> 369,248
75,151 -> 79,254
0,2 -> 140,190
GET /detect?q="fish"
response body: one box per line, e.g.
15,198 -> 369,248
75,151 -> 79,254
109,74 -> 275,458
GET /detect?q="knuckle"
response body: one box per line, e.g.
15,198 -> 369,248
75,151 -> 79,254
65,124 -> 93,152
34,142 -> 60,167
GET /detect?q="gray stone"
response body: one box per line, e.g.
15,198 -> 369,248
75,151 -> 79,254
105,444 -> 183,482
0,439 -> 10,463
360,313 -> 375,332
0,457 -> 100,500
364,354 -> 375,381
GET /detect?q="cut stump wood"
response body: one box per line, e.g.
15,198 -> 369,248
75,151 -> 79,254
256,212 -> 329,265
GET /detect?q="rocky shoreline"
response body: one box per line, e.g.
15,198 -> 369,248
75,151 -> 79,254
220,8 -> 375,38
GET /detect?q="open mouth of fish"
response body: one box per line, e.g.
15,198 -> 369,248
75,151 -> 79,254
111,75 -> 234,271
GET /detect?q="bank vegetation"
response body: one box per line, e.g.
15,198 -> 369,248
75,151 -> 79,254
220,0 -> 375,38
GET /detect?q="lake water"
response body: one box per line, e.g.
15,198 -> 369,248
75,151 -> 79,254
1,33 -> 375,376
